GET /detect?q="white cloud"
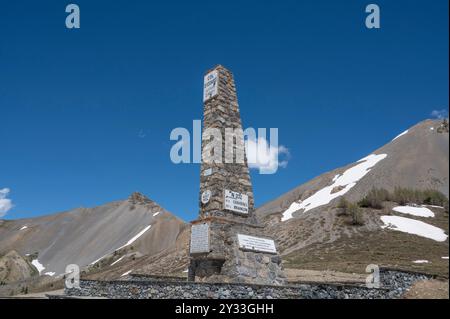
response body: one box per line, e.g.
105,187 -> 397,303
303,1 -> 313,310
138,129 -> 147,138
431,109 -> 448,119
245,137 -> 290,174
0,188 -> 13,218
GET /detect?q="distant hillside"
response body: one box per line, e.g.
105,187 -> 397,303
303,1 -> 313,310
256,119 -> 448,220
0,192 -> 188,279
255,119 -> 449,277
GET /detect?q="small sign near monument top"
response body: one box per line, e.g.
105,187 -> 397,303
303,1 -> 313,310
203,70 -> 219,102
237,234 -> 277,254
224,189 -> 249,214
201,190 -> 211,204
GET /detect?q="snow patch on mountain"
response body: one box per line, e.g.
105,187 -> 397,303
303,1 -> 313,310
121,270 -> 132,277
90,254 -> 108,265
424,205 -> 444,209
281,153 -> 387,221
393,206 -> 435,218
90,225 -> 152,266
31,259 -> 45,274
381,216 -> 448,242
116,225 -> 152,250
110,256 -> 125,266
392,130 -> 409,141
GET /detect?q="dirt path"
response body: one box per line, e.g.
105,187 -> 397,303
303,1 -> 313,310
285,268 -> 366,284
402,280 -> 449,299
9,289 -> 64,299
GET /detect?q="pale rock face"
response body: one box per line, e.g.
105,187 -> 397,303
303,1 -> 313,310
0,193 -> 186,277
0,250 -> 36,283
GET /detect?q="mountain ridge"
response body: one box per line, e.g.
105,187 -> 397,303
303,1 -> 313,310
255,119 -> 449,221
0,193 -> 187,279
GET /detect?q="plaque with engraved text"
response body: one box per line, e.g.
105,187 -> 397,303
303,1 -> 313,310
237,234 -> 277,254
190,223 -> 210,254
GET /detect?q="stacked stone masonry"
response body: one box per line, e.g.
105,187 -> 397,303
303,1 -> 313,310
190,65 -> 285,285
199,65 -> 254,220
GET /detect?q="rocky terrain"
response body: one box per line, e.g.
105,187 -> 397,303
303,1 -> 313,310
61,268 -> 434,299
0,250 -> 37,284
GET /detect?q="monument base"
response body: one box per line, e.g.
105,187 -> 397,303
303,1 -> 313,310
188,217 -> 286,285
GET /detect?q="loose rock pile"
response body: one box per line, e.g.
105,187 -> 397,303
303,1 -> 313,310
60,269 -> 433,299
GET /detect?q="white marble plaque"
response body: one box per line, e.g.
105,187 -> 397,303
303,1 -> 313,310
237,234 -> 277,254
201,190 -> 211,204
190,223 -> 210,254
224,189 -> 248,214
203,70 -> 218,102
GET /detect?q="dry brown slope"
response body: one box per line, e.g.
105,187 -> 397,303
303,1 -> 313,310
255,119 -> 449,276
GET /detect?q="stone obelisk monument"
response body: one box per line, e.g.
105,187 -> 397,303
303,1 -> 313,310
188,65 -> 285,285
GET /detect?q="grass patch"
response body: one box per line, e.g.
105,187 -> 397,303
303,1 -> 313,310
284,230 -> 449,277
335,198 -> 364,225
358,188 -> 390,209
356,187 -> 448,211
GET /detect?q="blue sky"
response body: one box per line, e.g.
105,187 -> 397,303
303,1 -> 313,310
0,0 -> 448,221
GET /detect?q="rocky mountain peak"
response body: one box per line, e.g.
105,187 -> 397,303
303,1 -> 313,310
437,118 -> 449,133
128,192 -> 153,205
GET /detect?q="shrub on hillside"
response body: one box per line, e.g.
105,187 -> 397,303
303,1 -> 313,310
348,203 -> 364,226
337,197 -> 349,208
391,187 -> 448,207
336,197 -> 349,216
422,189 -> 448,207
336,199 -> 364,226
358,188 -> 390,209
392,187 -> 420,205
